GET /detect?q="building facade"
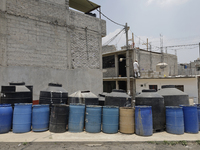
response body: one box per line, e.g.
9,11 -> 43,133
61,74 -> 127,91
102,45 -> 178,98
0,0 -> 106,99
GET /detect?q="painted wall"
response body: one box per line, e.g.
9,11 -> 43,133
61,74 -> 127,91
136,78 -> 198,103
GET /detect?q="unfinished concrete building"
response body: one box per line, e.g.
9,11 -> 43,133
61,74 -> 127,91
102,45 -> 178,97
0,0 -> 106,99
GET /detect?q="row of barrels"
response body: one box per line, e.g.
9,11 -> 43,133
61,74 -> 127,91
1,103 -> 200,135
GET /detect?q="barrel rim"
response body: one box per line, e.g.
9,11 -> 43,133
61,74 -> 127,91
135,105 -> 152,108
70,103 -> 85,106
51,104 -> 69,107
0,104 -> 12,107
120,107 -> 134,110
86,105 -> 102,108
33,104 -> 50,107
103,105 -> 119,108
14,103 -> 32,106
165,106 -> 182,109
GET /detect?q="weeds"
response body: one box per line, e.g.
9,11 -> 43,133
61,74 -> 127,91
196,140 -> 200,145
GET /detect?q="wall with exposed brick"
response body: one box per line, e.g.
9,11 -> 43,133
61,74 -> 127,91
0,0 -> 106,98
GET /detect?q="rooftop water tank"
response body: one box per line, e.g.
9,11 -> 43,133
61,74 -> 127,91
0,82 -> 32,106
68,91 -> 99,105
135,89 -> 165,132
39,83 -> 68,105
157,85 -> 189,106
156,62 -> 169,77
105,89 -> 131,107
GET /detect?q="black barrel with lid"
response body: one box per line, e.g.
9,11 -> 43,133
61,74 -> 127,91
105,89 -> 132,107
0,82 -> 32,106
68,91 -> 99,105
157,85 -> 189,107
39,83 -> 68,105
135,89 -> 165,132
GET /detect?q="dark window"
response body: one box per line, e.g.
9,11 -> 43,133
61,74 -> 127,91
175,85 -> 184,92
103,55 -> 115,68
197,67 -> 200,71
103,81 -> 116,93
119,81 -> 127,92
149,85 -> 158,91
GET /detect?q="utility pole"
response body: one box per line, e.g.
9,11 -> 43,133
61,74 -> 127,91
160,34 -> 164,62
199,42 -> 200,58
125,23 -> 130,95
149,43 -> 152,71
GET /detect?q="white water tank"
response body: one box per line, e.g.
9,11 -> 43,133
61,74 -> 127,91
156,63 -> 169,77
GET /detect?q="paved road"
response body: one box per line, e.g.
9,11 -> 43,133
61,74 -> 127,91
1,142 -> 200,150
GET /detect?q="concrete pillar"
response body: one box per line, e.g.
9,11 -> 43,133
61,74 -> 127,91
115,54 -> 118,77
116,80 -> 119,90
198,76 -> 200,104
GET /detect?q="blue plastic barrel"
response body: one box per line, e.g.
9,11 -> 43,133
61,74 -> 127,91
135,106 -> 153,136
85,105 -> 102,133
0,104 -> 13,133
13,103 -> 32,133
196,104 -> 200,131
182,105 -> 198,133
102,106 -> 119,134
68,103 -> 85,132
32,104 -> 50,132
166,106 -> 184,134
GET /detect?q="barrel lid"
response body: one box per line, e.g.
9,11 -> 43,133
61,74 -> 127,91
48,83 -> 62,87
69,91 -> 97,98
42,83 -> 68,93
136,90 -> 163,98
165,106 -> 181,109
106,89 -> 131,99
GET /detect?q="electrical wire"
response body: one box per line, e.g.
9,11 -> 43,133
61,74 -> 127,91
103,28 -> 125,46
87,0 -> 125,27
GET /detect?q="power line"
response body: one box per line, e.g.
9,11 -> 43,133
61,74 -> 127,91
87,0 -> 125,27
103,28 -> 125,46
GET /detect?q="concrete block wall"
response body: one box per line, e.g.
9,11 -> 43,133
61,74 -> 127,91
103,67 -> 116,77
0,0 -> 106,98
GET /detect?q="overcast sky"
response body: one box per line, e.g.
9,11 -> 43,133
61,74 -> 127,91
92,0 -> 200,63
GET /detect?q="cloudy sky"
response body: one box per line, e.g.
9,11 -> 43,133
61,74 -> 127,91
92,0 -> 200,63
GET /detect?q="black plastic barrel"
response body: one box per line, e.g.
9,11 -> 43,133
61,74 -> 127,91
135,89 -> 165,132
105,89 -> 131,107
49,104 -> 69,133
181,105 -> 198,133
135,106 -> 153,136
158,85 -> 189,106
1,83 -> 32,106
68,91 -> 99,105
166,106 -> 184,135
39,83 -> 68,105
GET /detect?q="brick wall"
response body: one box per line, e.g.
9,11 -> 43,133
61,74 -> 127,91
0,0 -> 106,70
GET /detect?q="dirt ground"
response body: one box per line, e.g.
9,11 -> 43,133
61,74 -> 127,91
0,141 -> 200,150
